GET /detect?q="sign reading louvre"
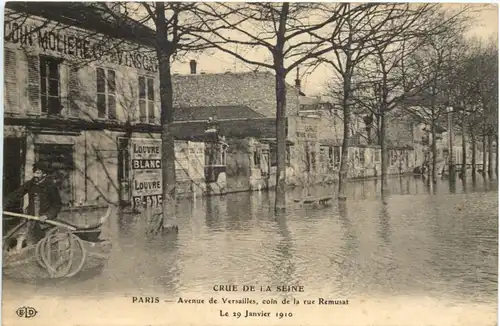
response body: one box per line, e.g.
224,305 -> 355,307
4,18 -> 158,72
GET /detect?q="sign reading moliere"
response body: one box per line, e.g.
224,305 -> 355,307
4,18 -> 158,72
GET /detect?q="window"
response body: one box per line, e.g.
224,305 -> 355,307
260,150 -> 270,177
96,68 -> 116,119
270,144 -> 291,167
40,56 -> 61,115
359,148 -> 365,165
139,76 -> 155,123
205,142 -> 226,166
333,146 -> 341,168
390,150 -> 398,165
254,150 -> 261,168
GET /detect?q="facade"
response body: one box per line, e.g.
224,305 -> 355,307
173,70 -> 303,191
6,6 -> 482,211
2,9 -> 213,212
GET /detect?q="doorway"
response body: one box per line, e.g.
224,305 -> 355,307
35,143 -> 75,207
3,138 -> 26,213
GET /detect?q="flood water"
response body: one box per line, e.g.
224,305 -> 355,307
3,175 -> 498,325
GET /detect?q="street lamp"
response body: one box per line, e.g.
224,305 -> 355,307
446,106 -> 455,181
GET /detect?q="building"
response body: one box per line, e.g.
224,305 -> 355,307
173,70 -> 328,191
3,4 -> 236,213
3,5 -> 162,211
3,4 -> 286,211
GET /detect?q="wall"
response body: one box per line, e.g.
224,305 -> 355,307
4,13 -> 160,124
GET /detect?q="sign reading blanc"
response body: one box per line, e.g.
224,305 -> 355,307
130,138 -> 162,209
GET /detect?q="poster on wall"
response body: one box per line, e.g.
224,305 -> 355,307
130,138 -> 162,209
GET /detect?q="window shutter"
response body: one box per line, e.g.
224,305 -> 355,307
68,65 -> 80,117
27,55 -> 40,114
4,48 -> 18,112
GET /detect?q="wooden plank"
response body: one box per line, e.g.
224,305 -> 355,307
294,196 -> 333,205
2,211 -> 77,231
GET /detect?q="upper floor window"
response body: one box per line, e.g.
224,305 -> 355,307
40,56 -> 62,115
139,76 -> 155,123
97,68 -> 116,119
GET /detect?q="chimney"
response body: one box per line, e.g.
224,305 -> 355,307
295,67 -> 301,92
189,60 -> 197,74
295,78 -> 301,91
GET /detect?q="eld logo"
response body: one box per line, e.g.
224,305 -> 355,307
16,306 -> 38,318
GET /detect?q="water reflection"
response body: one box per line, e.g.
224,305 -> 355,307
336,201 -> 360,296
271,215 -> 295,299
3,176 -> 497,307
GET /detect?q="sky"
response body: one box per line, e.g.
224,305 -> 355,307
170,3 -> 499,97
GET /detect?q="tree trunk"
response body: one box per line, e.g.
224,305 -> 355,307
471,133 -> 476,174
273,3 -> 289,214
338,71 -> 352,201
156,3 -> 177,232
376,113 -> 381,144
488,134 -> 493,175
496,135 -> 498,176
461,118 -> 467,177
431,111 -> 437,184
482,135 -> 487,174
380,111 -> 388,194
274,64 -> 287,213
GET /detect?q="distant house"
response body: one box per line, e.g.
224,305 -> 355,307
172,69 -> 320,190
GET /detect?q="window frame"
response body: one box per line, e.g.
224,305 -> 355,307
138,75 -> 156,123
39,55 -> 62,115
96,67 -> 117,120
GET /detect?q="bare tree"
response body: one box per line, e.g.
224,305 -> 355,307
349,4 -> 474,192
189,2 -> 356,213
399,10 -> 473,184
317,3 -> 443,199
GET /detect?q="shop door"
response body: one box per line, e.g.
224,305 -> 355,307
35,144 -> 74,207
3,138 -> 26,213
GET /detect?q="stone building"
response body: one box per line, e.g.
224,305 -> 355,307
2,5 -> 212,212
173,69 -> 328,191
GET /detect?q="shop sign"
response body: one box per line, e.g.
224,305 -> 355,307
4,19 -> 158,72
130,138 -> 162,209
296,125 -> 318,140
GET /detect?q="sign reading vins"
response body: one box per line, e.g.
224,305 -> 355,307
130,138 -> 162,209
4,18 -> 158,72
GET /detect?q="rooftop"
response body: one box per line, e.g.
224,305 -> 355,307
173,105 -> 265,121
